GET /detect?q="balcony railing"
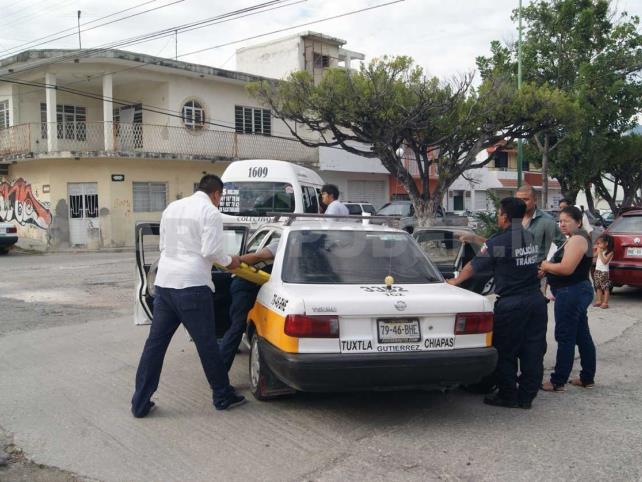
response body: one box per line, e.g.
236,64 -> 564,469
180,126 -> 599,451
0,122 -> 318,163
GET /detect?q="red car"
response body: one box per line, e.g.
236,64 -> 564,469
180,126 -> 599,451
606,208 -> 642,288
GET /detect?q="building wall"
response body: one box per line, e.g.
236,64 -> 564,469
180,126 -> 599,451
318,170 -> 390,209
236,36 -> 303,80
6,158 -> 225,248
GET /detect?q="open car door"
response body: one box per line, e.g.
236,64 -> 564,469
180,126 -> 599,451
134,221 -> 250,337
413,229 -> 494,295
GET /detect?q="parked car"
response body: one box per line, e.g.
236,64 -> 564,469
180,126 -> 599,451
0,222 -> 18,254
135,218 -> 498,400
376,201 -> 467,233
376,201 -> 416,232
605,207 -> 642,288
343,202 -> 377,216
413,227 -> 494,295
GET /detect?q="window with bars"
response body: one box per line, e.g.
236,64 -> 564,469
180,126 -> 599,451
40,103 -> 87,140
113,104 -> 143,148
234,105 -> 271,135
0,101 -> 9,130
182,100 -> 205,130
133,182 -> 167,212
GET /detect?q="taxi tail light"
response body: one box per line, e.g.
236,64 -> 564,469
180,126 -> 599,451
284,314 -> 340,338
455,312 -> 494,334
6,226 -> 17,234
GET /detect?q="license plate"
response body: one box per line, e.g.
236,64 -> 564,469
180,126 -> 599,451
627,247 -> 642,257
377,318 -> 421,343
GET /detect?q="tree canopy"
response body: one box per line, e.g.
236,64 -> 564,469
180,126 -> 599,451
250,56 -> 572,225
478,0 -> 642,205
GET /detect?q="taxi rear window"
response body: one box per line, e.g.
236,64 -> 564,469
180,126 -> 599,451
282,230 -> 442,284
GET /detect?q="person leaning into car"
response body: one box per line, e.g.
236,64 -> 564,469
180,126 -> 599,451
219,238 -> 279,372
447,197 -> 548,409
131,174 -> 246,417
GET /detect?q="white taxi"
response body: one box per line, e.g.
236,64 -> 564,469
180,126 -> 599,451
135,218 -> 497,401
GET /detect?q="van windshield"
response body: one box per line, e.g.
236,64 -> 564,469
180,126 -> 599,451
221,182 -> 296,215
282,230 -> 442,284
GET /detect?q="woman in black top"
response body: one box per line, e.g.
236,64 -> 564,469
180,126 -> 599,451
539,206 -> 596,391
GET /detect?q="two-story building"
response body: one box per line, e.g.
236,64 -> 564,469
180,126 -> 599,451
0,49 -> 317,249
446,144 -> 562,212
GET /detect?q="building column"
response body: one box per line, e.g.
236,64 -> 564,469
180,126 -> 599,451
470,185 -> 476,212
45,72 -> 57,152
103,74 -> 114,151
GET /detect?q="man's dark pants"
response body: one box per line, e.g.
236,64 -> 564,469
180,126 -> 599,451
219,277 -> 260,371
493,291 -> 548,404
131,285 -> 232,416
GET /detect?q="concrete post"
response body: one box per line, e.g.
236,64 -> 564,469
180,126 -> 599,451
103,74 -> 114,151
45,72 -> 57,152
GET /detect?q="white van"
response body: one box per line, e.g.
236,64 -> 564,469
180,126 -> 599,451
220,159 -> 324,230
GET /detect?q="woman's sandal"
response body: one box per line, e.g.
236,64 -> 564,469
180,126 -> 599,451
541,381 -> 565,392
592,302 -> 602,307
570,378 -> 595,389
600,303 -> 609,309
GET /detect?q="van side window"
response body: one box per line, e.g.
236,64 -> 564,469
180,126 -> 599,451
303,186 -> 319,213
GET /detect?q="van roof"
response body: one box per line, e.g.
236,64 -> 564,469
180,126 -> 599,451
221,159 -> 324,185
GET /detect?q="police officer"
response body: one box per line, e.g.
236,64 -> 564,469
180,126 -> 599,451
447,197 -> 547,409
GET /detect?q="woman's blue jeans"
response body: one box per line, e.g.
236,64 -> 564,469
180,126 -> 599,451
550,280 -> 596,385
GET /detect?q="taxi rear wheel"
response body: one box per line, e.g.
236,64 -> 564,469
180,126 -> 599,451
249,333 -> 287,400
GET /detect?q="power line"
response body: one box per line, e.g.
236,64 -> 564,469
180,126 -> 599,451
0,1 -> 403,140
5,0 -> 397,97
0,0 -> 185,61
0,0 -> 77,31
0,0 -> 160,56
0,1 -> 295,78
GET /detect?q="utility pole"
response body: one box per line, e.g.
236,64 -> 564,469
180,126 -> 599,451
77,10 -> 82,49
175,30 -> 178,60
517,0 -> 523,188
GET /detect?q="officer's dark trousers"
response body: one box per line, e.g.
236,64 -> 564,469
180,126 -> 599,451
493,291 -> 548,404
219,277 -> 260,371
131,286 -> 232,417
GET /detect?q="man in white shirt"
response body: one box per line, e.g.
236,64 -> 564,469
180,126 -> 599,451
131,175 -> 245,417
321,184 -> 349,217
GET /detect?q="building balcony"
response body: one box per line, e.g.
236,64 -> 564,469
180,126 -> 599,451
0,122 -> 318,164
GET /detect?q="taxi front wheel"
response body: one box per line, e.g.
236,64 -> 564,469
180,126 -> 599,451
249,333 -> 292,400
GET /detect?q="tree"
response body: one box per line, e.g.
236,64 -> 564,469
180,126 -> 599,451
250,56 -> 571,226
593,134 -> 642,212
477,0 -> 642,205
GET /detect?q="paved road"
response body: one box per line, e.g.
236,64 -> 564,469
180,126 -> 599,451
0,251 -> 641,481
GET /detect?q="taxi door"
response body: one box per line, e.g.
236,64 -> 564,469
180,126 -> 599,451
134,221 -> 249,337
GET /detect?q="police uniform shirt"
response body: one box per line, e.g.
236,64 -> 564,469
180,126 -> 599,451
471,225 -> 540,297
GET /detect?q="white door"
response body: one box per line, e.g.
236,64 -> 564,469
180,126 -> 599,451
68,183 -> 99,246
347,180 -> 386,209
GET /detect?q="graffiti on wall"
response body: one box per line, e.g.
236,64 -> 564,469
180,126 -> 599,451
0,178 -> 52,229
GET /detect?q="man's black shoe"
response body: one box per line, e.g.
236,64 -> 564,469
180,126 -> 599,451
483,394 -> 518,408
215,393 -> 247,411
132,401 -> 156,418
518,401 -> 532,410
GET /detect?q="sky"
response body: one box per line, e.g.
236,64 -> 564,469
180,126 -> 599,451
0,0 -> 640,80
